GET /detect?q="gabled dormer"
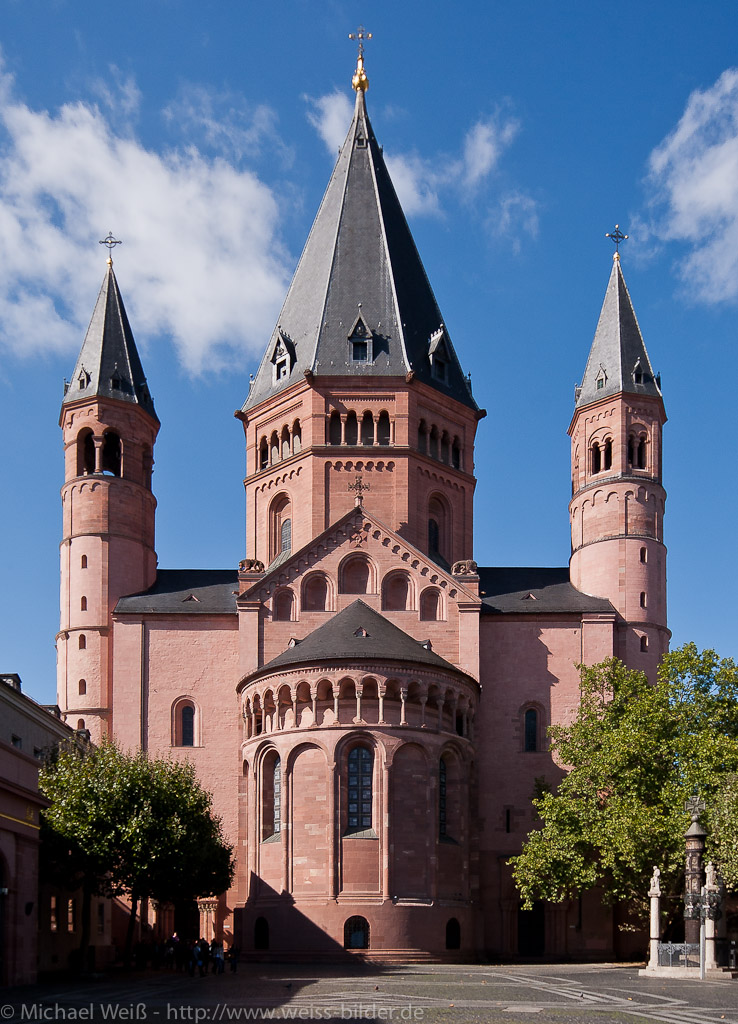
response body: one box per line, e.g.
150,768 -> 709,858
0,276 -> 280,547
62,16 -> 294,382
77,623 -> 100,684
428,325 -> 450,384
347,312 -> 373,364
269,328 -> 296,386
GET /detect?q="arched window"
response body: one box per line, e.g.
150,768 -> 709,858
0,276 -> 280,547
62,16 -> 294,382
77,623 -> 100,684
80,596 -> 87,611
440,431 -> 450,464
303,573 -> 329,611
77,430 -> 95,476
428,495 -> 450,566
173,700 -> 197,746
382,572 -> 411,611
78,679 -> 87,696
254,917 -> 270,950
637,435 -> 647,469
591,442 -> 601,475
262,752 -> 282,840
360,411 -> 374,446
640,547 -> 647,564
345,411 -> 358,446
417,420 -> 428,454
102,431 -> 121,477
429,425 -> 440,460
640,635 -> 649,653
340,555 -> 373,594
420,587 -> 442,621
445,918 -> 461,951
270,494 -> 292,562
628,435 -> 635,467
347,747 -> 373,831
524,708 -> 538,752
603,438 -> 612,470
270,431 -> 279,464
259,437 -> 268,470
344,916 -> 369,949
439,757 -> 447,838
78,634 -> 86,650
329,411 -> 342,445
429,518 -> 440,555
80,555 -> 88,569
452,438 -> 461,471
77,719 -> 86,731
377,411 -> 391,445
273,589 -> 294,621
292,420 -> 302,453
281,426 -> 290,460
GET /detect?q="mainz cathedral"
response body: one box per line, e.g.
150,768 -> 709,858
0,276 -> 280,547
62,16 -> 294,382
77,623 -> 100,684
57,44 -> 668,961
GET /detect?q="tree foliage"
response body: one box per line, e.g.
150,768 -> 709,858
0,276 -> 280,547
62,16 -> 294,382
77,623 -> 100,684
40,741 -> 234,956
510,644 -> 738,914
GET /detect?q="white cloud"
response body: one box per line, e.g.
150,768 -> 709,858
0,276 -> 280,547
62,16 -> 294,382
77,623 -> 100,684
0,62 -> 291,373
305,90 -> 354,154
647,68 -> 738,303
492,191 -> 540,253
462,117 -> 519,189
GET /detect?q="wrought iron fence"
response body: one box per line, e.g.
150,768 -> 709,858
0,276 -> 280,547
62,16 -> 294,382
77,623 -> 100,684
657,942 -> 700,968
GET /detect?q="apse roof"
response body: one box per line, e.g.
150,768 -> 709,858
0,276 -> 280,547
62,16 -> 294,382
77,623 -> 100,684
62,263 -> 157,420
250,599 -> 464,678
242,87 -> 477,413
478,567 -> 615,615
575,257 -> 661,410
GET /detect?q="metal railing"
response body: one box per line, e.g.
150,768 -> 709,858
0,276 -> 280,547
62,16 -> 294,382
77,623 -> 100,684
657,942 -> 700,968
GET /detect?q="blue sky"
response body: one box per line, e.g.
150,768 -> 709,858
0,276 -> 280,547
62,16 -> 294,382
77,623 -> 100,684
2,1 -> 738,704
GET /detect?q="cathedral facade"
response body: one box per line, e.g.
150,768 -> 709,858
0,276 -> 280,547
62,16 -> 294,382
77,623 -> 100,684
56,56 -> 668,960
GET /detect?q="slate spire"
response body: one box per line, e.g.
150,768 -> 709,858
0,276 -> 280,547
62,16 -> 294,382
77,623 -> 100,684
575,255 -> 661,409
62,262 -> 157,420
243,82 -> 476,412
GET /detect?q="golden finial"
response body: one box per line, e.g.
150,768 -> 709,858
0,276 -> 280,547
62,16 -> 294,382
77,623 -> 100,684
606,224 -> 628,262
349,26 -> 372,92
99,231 -> 122,266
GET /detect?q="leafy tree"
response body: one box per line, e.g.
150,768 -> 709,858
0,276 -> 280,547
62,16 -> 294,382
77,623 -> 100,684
40,741 -> 234,965
510,644 -> 738,922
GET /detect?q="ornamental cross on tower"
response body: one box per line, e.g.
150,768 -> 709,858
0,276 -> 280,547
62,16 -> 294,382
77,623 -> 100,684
685,792 -> 706,823
99,231 -> 122,266
348,474 -> 370,506
605,224 -> 628,260
349,25 -> 372,92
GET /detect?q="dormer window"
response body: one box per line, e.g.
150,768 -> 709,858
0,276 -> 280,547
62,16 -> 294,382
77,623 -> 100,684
78,369 -> 91,390
595,365 -> 607,392
356,135 -> 367,149
348,314 -> 373,364
632,360 -> 644,386
428,325 -> 450,383
270,329 -> 295,385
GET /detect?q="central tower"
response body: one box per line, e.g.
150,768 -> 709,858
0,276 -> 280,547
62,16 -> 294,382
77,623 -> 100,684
236,50 -> 482,572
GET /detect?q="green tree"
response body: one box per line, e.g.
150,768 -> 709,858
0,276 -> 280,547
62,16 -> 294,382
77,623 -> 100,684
510,644 -> 738,921
40,741 -> 234,965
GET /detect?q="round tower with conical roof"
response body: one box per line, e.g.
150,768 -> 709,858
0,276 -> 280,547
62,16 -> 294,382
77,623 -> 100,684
57,260 -> 159,743
568,251 -> 669,673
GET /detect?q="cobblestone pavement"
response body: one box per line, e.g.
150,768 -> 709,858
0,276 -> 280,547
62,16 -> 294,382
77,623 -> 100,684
5,963 -> 738,1024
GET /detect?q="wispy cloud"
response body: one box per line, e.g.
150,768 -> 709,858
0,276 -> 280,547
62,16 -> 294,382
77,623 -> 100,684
305,93 -> 533,234
647,67 -> 738,303
0,61 -> 291,372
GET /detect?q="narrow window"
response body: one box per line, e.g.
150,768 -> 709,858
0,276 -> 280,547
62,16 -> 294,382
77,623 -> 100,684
505,808 -> 512,834
352,339 -> 368,362
102,432 -> 121,477
420,588 -> 441,621
281,427 -> 290,460
78,634 -> 86,650
11,735 -> 21,749
445,918 -> 461,950
280,518 -> 292,554
273,589 -> 294,621
347,747 -> 373,830
259,437 -> 268,470
429,425 -> 439,460
640,636 -> 648,653
440,431 -> 450,464
270,432 -> 279,464
273,758 -> 282,834
81,555 -> 88,569
377,411 -> 391,446
640,547 -> 647,564
433,358 -> 447,382
67,899 -> 76,933
78,679 -> 87,696
637,436 -> 647,469
524,708 -> 538,752
76,719 -> 85,731
627,435 -> 635,467
344,916 -> 370,949
50,896 -> 58,933
417,421 -> 428,454
591,442 -> 601,474
360,411 -> 374,446
80,596 -> 87,611
181,705 -> 195,747
439,757 -> 447,838
77,431 -> 95,476
452,440 -> 461,470
603,438 -> 612,470
640,592 -> 647,608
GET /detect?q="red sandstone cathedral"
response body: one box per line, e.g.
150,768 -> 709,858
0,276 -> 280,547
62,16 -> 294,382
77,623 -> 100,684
57,50 -> 667,960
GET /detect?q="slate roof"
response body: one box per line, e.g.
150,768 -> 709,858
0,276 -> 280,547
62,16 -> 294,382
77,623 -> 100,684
575,258 -> 661,410
478,567 -> 615,615
62,264 -> 157,420
114,570 -> 238,615
242,88 -> 477,413
248,599 -> 466,680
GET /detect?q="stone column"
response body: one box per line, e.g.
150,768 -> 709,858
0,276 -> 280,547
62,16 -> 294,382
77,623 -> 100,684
332,684 -> 340,724
648,866 -> 661,970
399,687 -> 408,726
93,436 -> 103,473
683,794 -> 707,945
378,684 -> 386,724
704,862 -> 721,971
355,683 -> 363,723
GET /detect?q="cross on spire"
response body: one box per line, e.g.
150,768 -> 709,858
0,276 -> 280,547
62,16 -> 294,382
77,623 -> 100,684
684,792 -> 706,823
605,224 -> 628,260
349,25 -> 372,92
99,231 -> 122,266
348,474 -> 370,506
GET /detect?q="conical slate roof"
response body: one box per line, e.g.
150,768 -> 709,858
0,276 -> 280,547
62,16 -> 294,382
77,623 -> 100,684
246,599 -> 463,681
62,263 -> 157,420
242,88 -> 476,412
575,257 -> 661,409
